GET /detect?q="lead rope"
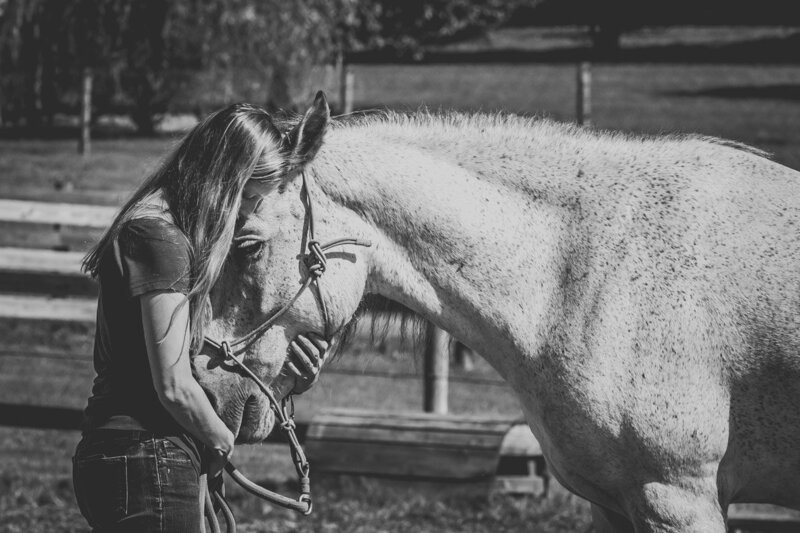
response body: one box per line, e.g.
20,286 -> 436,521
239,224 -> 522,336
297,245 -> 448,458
203,172 -> 371,532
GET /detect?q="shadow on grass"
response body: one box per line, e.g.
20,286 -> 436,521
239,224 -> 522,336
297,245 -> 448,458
351,33 -> 800,64
224,476 -> 592,533
666,84 -> 800,102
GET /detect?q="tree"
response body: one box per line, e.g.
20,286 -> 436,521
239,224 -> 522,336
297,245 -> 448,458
342,0 -> 538,60
59,0 -> 132,152
0,0 -> 55,127
172,0 -> 352,112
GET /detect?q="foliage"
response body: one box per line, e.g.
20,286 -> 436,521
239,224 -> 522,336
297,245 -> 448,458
171,0 -> 351,111
0,0 -> 158,128
343,0 -> 542,59
0,0 -> 353,128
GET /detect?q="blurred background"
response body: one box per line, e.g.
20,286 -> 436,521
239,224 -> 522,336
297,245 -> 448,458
0,1 -> 798,532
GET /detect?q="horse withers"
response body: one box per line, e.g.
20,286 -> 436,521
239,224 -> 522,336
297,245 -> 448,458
192,92 -> 800,533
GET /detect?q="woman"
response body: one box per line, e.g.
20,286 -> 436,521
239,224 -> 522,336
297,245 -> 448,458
72,103 -> 326,532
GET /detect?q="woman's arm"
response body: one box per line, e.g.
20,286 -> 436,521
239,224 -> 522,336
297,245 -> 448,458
140,290 -> 234,467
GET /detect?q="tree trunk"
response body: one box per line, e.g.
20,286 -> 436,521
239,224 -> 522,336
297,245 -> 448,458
25,20 -> 44,129
78,67 -> 93,157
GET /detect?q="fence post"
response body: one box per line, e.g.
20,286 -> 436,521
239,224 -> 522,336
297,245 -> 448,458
423,323 -> 449,414
453,341 -> 475,371
576,61 -> 592,127
338,51 -> 354,115
78,67 -> 93,157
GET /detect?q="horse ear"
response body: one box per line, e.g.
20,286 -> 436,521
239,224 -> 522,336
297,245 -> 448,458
282,91 -> 330,174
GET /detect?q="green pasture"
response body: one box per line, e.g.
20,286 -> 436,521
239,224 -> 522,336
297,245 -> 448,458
1,60 -> 798,532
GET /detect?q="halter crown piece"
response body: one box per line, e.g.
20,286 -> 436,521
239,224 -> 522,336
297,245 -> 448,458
202,172 -> 371,533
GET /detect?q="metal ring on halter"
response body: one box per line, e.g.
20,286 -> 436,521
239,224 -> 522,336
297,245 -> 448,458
219,340 -> 245,368
299,493 -> 313,515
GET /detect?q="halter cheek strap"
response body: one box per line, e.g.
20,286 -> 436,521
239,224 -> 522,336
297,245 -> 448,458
202,172 -> 371,527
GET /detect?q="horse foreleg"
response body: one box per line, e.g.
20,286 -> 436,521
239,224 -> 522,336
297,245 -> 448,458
626,482 -> 727,533
592,504 -> 635,533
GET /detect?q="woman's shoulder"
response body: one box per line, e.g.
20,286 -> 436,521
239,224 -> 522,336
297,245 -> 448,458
120,217 -> 187,243
116,216 -> 191,270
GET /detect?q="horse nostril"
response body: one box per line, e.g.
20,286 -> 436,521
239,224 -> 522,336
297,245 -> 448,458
244,394 -> 258,413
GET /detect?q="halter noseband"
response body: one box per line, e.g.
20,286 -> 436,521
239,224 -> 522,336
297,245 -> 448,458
202,172 -> 371,530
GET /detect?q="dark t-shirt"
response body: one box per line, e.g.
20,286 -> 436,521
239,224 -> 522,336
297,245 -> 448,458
82,217 -> 194,439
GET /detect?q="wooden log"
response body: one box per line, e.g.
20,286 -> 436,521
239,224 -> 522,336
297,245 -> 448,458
0,401 -> 307,444
0,221 -> 104,252
0,186 -> 127,206
0,199 -> 116,227
0,247 -> 85,274
0,247 -> 97,296
728,503 -> 800,529
0,294 -> 96,322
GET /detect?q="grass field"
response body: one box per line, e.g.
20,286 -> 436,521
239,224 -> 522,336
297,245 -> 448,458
1,48 -> 799,531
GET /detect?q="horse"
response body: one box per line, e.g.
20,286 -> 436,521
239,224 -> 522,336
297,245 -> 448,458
192,92 -> 800,532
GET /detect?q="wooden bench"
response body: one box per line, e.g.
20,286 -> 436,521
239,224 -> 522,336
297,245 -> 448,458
304,408 -> 547,495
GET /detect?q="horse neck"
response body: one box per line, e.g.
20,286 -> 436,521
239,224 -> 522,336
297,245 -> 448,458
312,120 -> 587,374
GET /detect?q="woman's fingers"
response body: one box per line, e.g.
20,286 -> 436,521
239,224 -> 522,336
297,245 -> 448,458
287,359 -> 317,394
295,335 -> 322,362
289,341 -> 318,375
286,360 -> 302,377
305,333 -> 330,354
286,333 -> 331,394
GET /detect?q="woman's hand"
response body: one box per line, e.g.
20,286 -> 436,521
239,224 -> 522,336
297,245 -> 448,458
285,333 -> 329,394
206,441 -> 234,480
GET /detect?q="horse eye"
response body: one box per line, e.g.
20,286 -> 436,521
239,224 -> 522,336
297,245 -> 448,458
234,239 -> 266,260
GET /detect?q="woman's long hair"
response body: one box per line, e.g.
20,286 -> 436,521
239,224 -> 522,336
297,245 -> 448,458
83,103 -> 286,352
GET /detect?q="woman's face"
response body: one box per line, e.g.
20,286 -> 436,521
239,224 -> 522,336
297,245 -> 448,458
239,179 -> 271,218
191,93 -> 372,444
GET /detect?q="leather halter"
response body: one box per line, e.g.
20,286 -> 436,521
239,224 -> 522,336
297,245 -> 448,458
201,172 -> 371,531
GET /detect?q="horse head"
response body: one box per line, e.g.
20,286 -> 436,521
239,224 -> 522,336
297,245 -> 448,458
192,92 -> 372,443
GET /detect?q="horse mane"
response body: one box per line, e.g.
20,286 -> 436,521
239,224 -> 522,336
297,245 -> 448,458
688,135 -> 772,159
330,108 -> 772,160
329,297 -> 428,363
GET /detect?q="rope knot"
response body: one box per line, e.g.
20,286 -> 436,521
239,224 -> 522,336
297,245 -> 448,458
305,241 -> 327,278
281,419 -> 296,431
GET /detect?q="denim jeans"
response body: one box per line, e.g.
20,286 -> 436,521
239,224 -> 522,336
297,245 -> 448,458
73,430 -> 202,533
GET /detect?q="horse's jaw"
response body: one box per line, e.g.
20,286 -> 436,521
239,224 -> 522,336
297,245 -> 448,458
236,395 -> 277,444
